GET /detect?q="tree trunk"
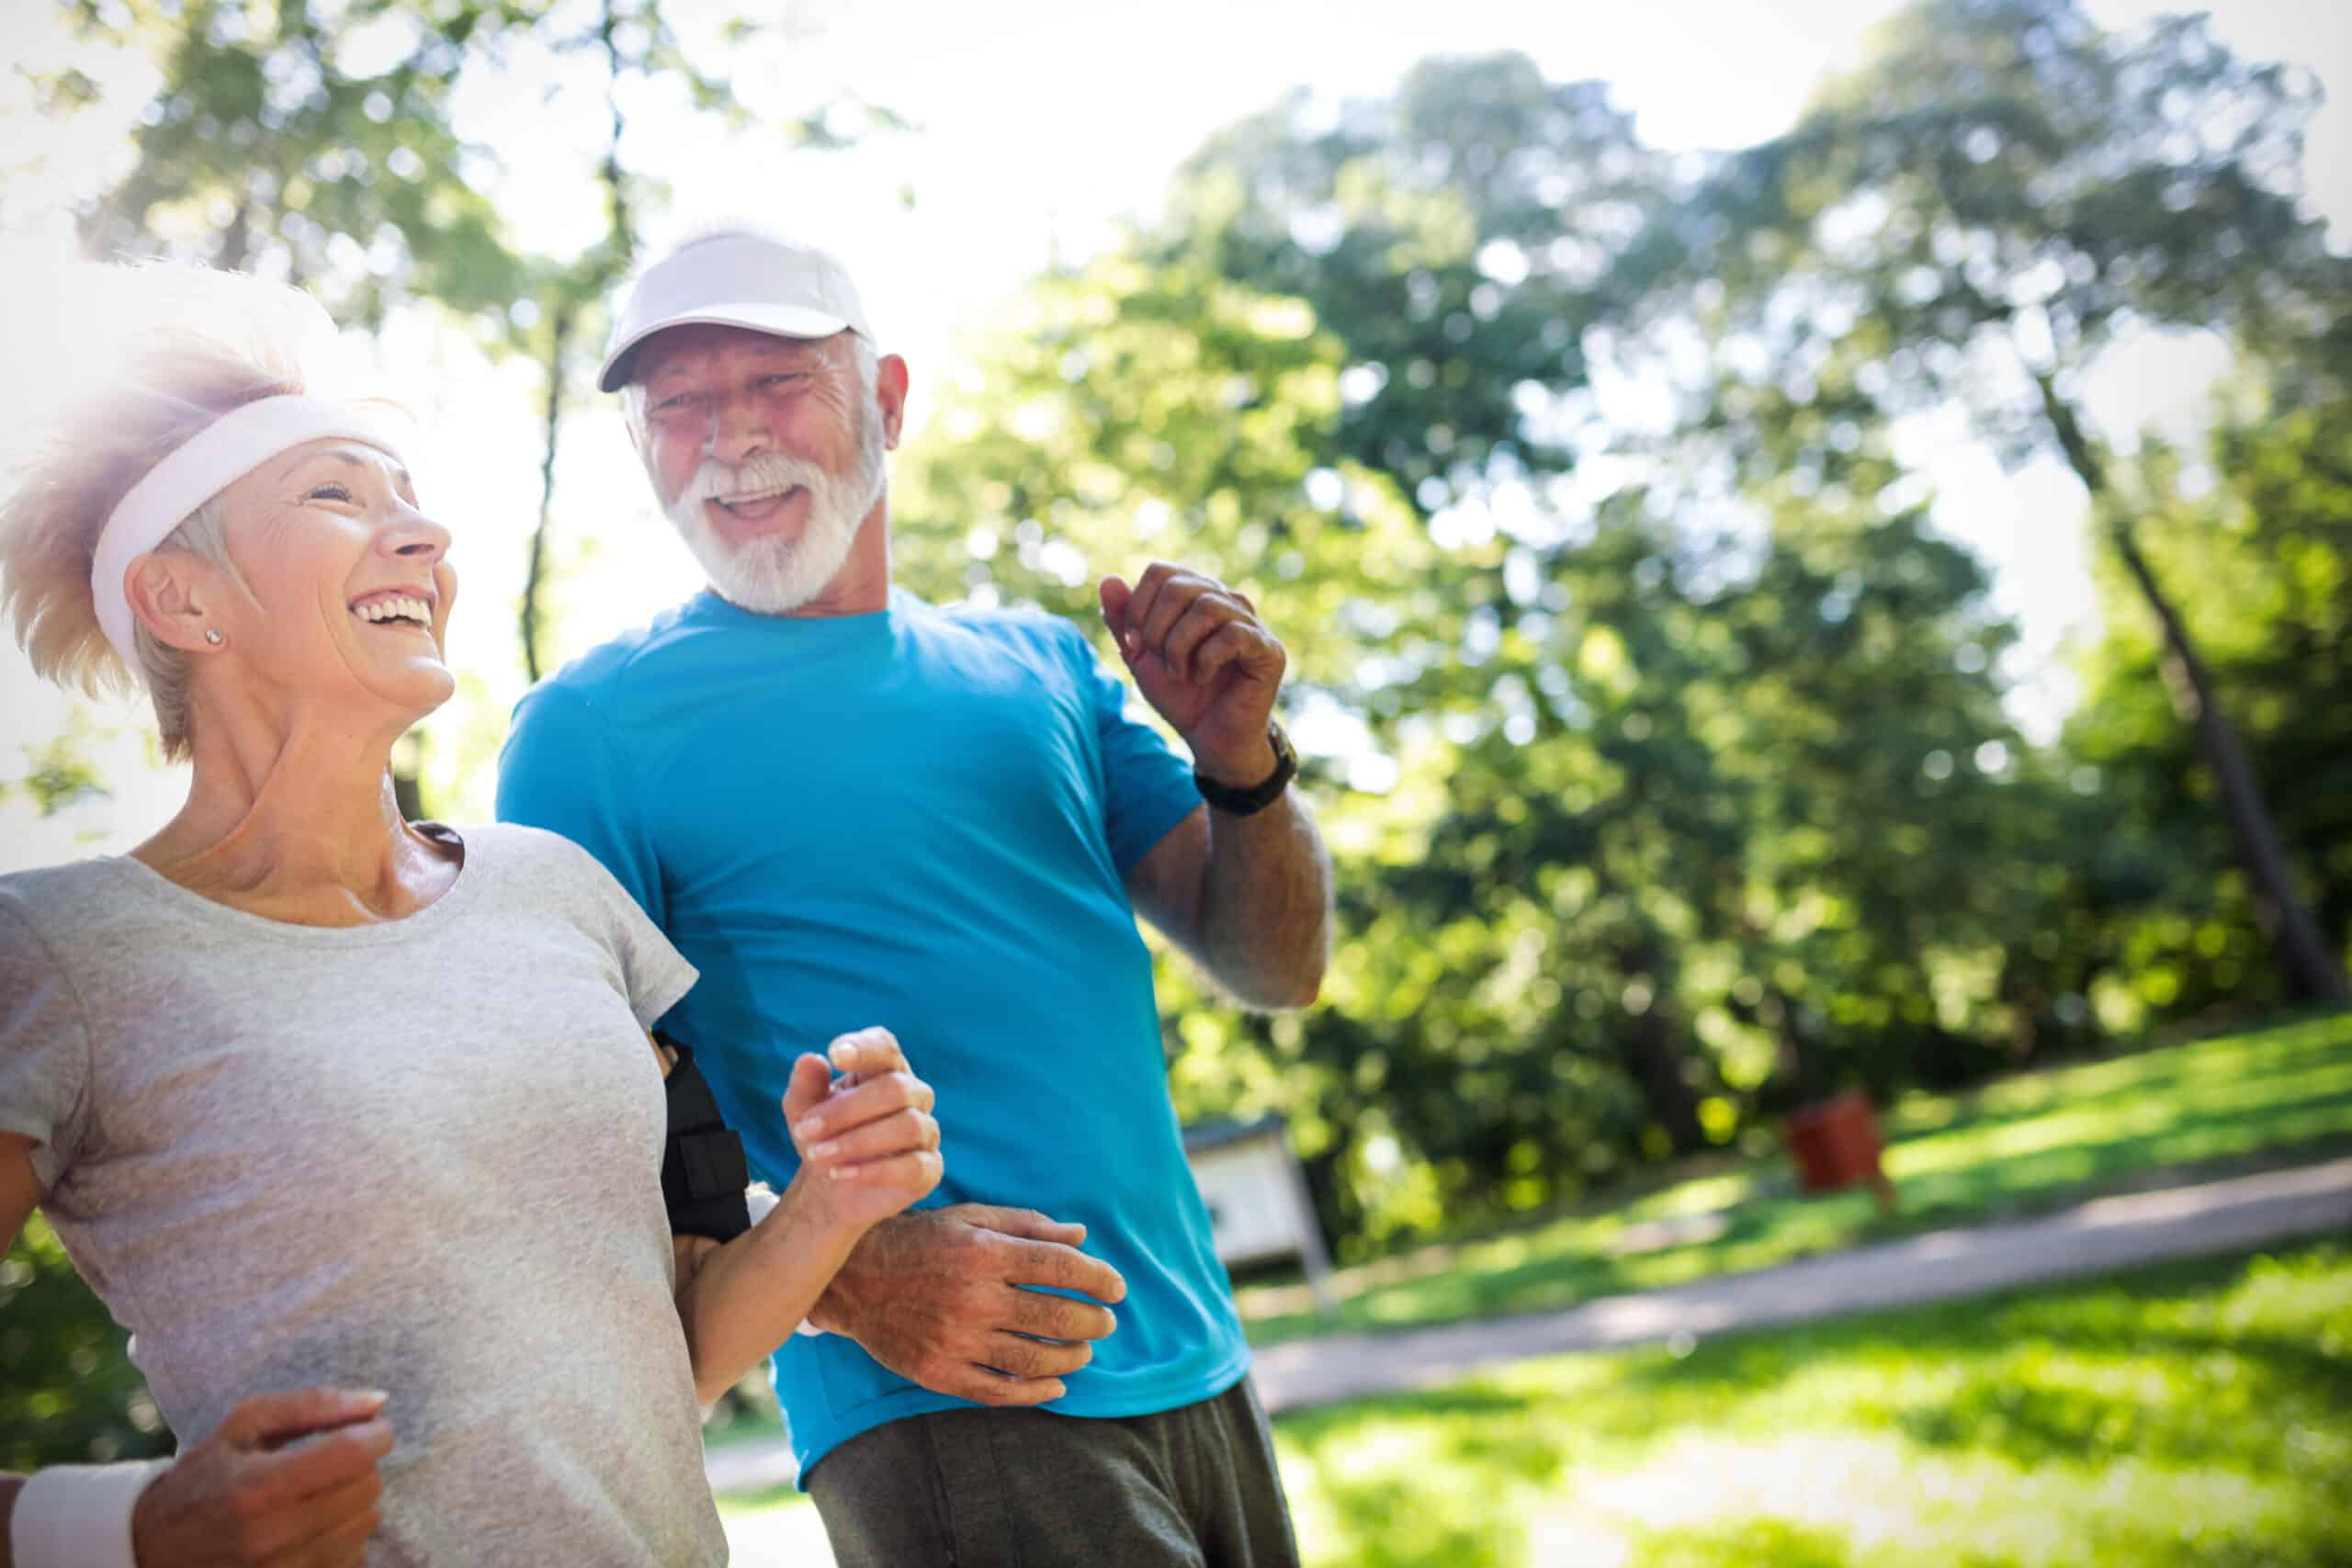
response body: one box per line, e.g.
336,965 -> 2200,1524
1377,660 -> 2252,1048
392,766 -> 424,823
2037,374 -> 2349,1002
1622,998 -> 1708,1155
1611,935 -> 1708,1155
212,197 -> 252,273
518,309 -> 571,685
1759,982 -> 1821,1098
515,1 -> 633,686
392,728 -> 425,822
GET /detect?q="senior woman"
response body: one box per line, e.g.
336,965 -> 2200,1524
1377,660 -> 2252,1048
0,267 -> 943,1566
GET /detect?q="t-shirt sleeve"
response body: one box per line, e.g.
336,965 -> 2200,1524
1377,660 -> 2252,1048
1071,626 -> 1204,876
0,891 -> 94,1192
580,851 -> 699,1030
497,680 -> 668,931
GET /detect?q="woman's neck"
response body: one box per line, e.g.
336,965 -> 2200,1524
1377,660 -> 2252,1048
135,697 -> 457,925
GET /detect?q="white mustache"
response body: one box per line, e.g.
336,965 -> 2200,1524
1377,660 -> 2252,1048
680,451 -> 831,506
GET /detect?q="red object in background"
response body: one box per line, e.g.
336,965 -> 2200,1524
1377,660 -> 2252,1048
1782,1089 -> 1896,1209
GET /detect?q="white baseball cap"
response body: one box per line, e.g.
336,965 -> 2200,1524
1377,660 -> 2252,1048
597,231 -> 875,392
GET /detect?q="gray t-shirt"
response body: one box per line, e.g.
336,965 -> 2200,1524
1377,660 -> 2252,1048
0,823 -> 728,1566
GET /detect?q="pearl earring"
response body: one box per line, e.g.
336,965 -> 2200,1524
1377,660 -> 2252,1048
203,628 -> 224,645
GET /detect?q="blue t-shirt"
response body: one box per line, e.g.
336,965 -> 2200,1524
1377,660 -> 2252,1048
494,588 -> 1247,1478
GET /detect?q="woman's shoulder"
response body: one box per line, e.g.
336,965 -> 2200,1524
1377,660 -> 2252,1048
435,819 -> 581,872
0,857 -> 120,897
435,822 -> 630,906
0,861 -> 166,992
0,858 -> 147,933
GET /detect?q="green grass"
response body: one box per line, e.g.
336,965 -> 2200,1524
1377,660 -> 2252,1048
715,1477 -> 813,1517
1239,1011 -> 2352,1346
712,1476 -> 826,1563
1272,1241 -> 2352,1568
695,1410 -> 780,1457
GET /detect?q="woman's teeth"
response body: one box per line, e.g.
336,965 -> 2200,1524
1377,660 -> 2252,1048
354,595 -> 432,626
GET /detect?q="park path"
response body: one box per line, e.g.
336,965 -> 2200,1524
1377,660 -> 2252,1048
1248,1154 -> 2352,1411
708,1155 -> 2352,1517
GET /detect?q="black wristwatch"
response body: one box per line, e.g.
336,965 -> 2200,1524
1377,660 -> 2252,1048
1194,720 -> 1297,816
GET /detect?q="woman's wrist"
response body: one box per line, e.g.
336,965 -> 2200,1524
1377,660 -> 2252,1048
774,1166 -> 873,1257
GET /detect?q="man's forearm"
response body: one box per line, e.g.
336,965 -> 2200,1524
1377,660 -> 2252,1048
1199,791 -> 1331,1010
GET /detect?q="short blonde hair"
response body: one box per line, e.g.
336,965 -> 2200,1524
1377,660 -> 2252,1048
0,266 -> 329,761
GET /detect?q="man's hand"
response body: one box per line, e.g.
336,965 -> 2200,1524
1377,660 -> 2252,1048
808,1204 -> 1128,1405
131,1388 -> 391,1567
1100,563 -> 1285,784
782,1027 -> 944,1235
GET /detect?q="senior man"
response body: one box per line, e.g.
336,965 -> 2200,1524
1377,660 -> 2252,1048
496,229 -> 1331,1565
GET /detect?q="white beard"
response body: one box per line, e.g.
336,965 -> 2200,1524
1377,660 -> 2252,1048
662,409 -> 887,615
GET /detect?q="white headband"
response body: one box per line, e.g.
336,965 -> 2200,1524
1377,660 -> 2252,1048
91,394 -> 410,677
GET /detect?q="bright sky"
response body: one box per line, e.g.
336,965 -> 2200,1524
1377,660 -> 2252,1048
0,0 -> 2344,871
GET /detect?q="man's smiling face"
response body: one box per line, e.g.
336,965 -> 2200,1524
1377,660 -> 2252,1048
630,324 -> 886,615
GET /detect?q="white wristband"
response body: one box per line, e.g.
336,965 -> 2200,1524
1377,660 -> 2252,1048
10,1460 -> 170,1567
745,1185 -> 780,1226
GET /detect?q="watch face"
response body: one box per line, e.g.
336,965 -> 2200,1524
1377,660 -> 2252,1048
1271,721 -> 1296,767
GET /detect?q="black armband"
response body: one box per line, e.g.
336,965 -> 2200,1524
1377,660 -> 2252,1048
660,1034 -> 752,1242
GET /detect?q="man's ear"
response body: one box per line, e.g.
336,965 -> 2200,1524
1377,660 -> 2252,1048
874,353 -> 910,450
123,551 -> 225,655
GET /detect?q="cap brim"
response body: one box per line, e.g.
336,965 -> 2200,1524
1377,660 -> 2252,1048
597,303 -> 859,392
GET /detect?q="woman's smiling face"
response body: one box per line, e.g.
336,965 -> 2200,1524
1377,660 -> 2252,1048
209,435 -> 459,728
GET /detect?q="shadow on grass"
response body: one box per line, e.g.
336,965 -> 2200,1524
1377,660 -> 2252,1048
1277,1245 -> 2352,1568
1295,1472 -> 1515,1568
1589,1246 -> 2352,1483
1891,1011 -> 2352,1126
1632,1519 -> 1858,1568
1624,1506 -> 2351,1568
1883,1323 -> 2352,1472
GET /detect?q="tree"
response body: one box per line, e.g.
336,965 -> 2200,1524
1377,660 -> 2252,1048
897,252 -> 1439,691
1644,0 -> 2350,998
1146,51 -> 2087,1156
1159,54 -> 1668,504
2065,383 -> 2352,1025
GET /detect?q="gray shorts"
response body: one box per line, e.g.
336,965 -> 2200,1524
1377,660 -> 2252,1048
806,1377 -> 1301,1568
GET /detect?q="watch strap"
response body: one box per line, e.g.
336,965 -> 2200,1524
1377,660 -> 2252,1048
1195,721 -> 1297,816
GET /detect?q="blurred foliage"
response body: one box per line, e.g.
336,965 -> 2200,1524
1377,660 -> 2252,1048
56,0 -> 861,341
2064,396 -> 2352,1022
1641,0 -> 2346,457
1636,0 -> 2352,999
70,0 -> 521,326
7,713 -> 113,817
1272,1241 -> 2352,1567
0,1214 -> 162,1468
